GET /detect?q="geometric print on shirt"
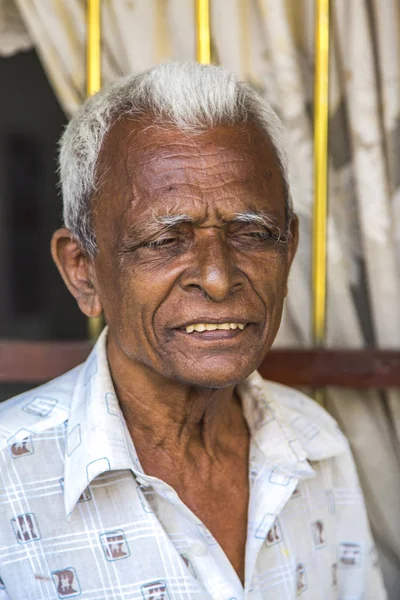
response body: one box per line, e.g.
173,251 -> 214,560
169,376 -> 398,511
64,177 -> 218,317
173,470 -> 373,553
0,328 -> 387,599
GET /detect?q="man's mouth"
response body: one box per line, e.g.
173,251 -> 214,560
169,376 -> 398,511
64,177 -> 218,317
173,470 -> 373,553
169,319 -> 256,345
184,322 -> 246,333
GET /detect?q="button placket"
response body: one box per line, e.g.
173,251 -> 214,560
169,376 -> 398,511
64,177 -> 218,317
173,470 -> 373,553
244,465 -> 298,596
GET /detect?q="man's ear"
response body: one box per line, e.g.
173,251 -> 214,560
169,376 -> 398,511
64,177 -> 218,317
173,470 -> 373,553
51,228 -> 103,318
285,214 -> 299,297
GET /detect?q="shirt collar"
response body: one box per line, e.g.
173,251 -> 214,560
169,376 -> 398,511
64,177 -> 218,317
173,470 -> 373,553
238,371 -> 347,478
64,331 -> 347,516
63,328 -> 142,517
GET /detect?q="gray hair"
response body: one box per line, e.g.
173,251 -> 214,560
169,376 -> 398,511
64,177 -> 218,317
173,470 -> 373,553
59,61 -> 292,256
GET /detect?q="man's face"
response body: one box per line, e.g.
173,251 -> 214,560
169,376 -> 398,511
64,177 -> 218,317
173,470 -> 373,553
91,118 -> 298,388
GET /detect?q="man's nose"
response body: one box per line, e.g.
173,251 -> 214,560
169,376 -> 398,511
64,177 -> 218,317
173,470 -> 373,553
180,230 -> 244,302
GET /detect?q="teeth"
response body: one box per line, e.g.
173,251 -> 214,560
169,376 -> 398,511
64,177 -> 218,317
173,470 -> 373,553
185,322 -> 246,333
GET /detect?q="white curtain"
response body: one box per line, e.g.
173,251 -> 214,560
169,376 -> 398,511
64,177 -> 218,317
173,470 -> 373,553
1,0 -> 400,595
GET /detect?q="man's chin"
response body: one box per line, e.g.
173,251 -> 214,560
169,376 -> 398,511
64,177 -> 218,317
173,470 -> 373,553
167,357 -> 259,390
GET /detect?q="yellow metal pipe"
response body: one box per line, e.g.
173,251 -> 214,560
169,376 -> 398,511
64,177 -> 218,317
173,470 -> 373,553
86,0 -> 101,96
239,0 -> 250,78
155,0 -> 170,64
312,0 -> 330,348
86,0 -> 103,339
195,0 -> 211,64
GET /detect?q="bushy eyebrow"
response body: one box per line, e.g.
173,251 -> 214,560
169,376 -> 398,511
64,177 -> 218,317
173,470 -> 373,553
231,211 -> 277,229
120,211 -> 191,244
232,211 -> 289,243
121,208 -> 289,249
151,211 -> 192,228
151,209 -> 277,228
152,209 -> 289,242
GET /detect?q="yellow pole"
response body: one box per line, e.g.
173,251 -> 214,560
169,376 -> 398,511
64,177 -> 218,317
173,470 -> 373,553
86,0 -> 103,340
313,0 -> 330,404
313,0 -> 330,348
195,0 -> 211,64
86,0 -> 101,96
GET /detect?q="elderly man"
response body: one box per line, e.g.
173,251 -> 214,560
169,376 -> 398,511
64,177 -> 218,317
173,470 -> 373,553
0,62 -> 386,599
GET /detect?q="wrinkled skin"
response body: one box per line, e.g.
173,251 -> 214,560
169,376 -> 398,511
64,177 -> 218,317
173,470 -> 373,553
52,116 -> 298,583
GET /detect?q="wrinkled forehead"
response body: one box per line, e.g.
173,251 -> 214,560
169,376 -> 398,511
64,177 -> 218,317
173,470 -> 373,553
93,115 -> 286,224
99,114 -> 281,180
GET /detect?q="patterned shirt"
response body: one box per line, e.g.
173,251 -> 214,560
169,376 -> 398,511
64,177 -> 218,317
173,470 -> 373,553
0,330 -> 386,599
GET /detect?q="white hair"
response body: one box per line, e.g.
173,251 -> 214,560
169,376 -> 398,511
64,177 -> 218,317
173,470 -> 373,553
59,61 -> 292,256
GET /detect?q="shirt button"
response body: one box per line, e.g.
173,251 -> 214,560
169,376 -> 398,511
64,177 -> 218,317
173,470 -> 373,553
190,541 -> 207,556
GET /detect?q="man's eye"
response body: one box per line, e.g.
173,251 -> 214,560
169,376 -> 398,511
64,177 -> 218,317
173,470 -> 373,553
144,237 -> 179,249
236,227 -> 288,244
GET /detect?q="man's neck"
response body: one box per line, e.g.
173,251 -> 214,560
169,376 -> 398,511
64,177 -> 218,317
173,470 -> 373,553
107,334 -> 248,471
